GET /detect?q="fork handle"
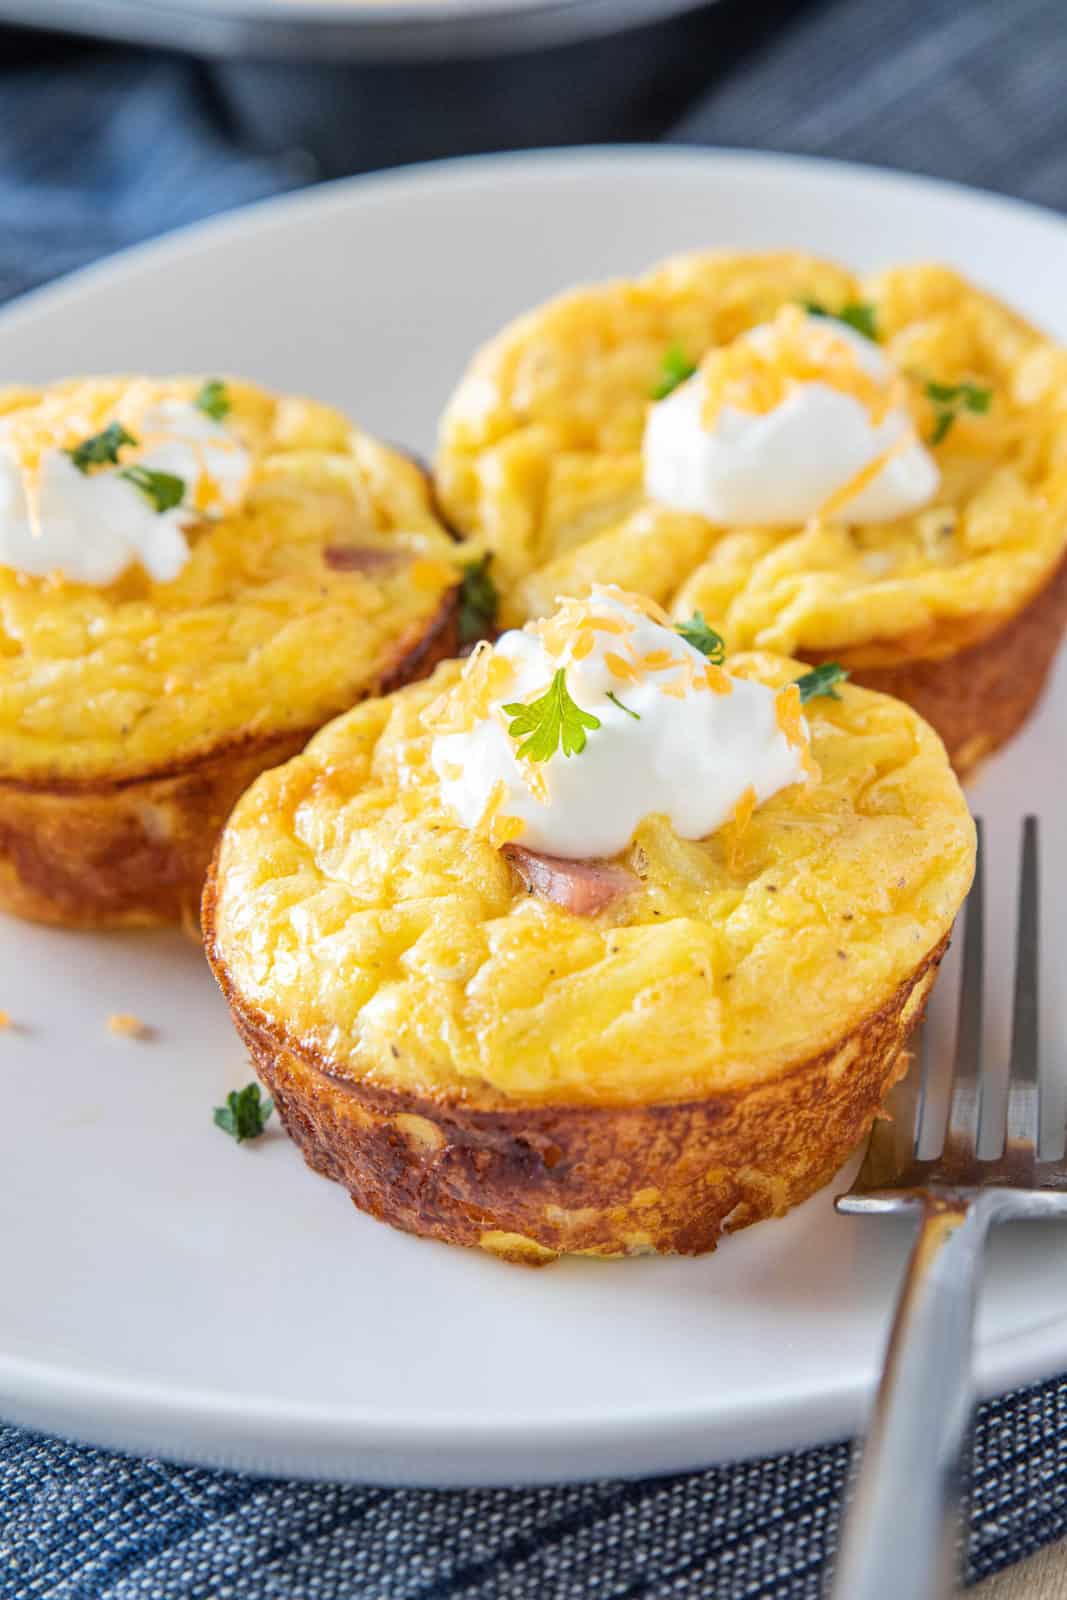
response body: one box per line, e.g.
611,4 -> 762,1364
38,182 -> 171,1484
829,1197 -> 990,1599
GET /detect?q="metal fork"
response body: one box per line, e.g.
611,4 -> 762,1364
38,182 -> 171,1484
829,817 -> 1067,1600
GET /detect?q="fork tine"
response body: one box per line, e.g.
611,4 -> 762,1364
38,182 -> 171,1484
1004,817 -> 1040,1164
913,959 -> 957,1160
942,818 -> 984,1170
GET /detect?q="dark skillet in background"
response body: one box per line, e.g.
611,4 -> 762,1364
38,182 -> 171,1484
0,0 -> 808,179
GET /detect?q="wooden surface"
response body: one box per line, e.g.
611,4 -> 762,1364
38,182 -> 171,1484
977,1542 -> 1067,1597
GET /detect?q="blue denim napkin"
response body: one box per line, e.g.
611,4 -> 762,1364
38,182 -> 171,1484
0,52 -> 301,305
4,1 -> 1067,1594
4,1385 -> 1067,1597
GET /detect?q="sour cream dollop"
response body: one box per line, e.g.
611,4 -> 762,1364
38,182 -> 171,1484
430,587 -> 812,861
644,310 -> 939,526
0,398 -> 252,585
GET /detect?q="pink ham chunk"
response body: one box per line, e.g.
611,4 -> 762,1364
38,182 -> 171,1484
323,545 -> 406,573
503,844 -> 636,915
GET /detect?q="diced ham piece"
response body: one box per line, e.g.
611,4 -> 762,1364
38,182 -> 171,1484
323,544 -> 406,573
502,844 -> 636,915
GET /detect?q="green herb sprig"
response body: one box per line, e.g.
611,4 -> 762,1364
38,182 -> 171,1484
457,553 -> 499,646
803,301 -> 879,342
194,378 -> 230,422
925,380 -> 992,446
795,662 -> 849,703
66,422 -> 137,474
504,668 -> 601,762
213,1083 -> 274,1143
606,690 -> 640,721
675,612 -> 726,663
651,344 -> 697,401
119,466 -> 186,514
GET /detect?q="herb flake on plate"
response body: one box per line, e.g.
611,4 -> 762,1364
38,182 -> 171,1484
214,1083 -> 274,1143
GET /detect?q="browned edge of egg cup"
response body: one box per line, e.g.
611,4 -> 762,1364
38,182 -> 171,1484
203,855 -> 948,1266
806,547 -> 1067,777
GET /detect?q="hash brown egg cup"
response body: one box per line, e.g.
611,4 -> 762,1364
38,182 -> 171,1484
0,377 -> 461,928
436,252 -> 1067,774
204,651 -> 975,1264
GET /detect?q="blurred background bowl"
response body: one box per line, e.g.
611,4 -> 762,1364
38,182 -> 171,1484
0,0 -> 803,176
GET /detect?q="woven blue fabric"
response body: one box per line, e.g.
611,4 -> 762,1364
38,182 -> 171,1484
0,52 -> 302,304
4,1 -> 1067,1594
4,1383 -> 1067,1597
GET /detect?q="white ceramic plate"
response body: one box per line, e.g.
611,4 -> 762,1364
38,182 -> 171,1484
1,149 -> 1066,1488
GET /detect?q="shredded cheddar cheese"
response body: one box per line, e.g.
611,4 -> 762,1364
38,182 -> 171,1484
475,779 -> 525,848
659,675 -> 689,700
522,763 -> 550,806
814,431 -> 914,522
699,305 -> 898,431
611,588 -> 672,627
775,683 -> 806,748
604,650 -> 641,683
775,683 -> 820,781
726,784 -> 758,873
423,644 -> 516,737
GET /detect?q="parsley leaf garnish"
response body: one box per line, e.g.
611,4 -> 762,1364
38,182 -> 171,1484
925,380 -> 992,445
457,553 -> 499,646
119,466 -> 185,514
213,1083 -> 274,1143
795,662 -> 849,702
803,301 -> 879,342
675,611 -> 726,663
66,421 -> 137,474
651,344 -> 697,401
194,378 -> 230,422
606,690 -> 640,721
503,668 -> 601,761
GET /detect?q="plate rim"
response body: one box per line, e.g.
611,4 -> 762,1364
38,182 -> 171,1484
3,1290 -> 1067,1486
7,144 -> 1067,338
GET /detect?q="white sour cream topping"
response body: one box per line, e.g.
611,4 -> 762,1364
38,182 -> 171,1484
0,399 -> 252,585
643,315 -> 939,526
431,588 -> 811,861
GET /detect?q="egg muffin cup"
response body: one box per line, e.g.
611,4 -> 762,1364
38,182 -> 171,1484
0,378 -> 461,928
205,652 -> 975,1263
436,252 -> 1067,774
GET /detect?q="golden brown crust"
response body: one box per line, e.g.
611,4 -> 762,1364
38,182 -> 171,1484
204,859 -> 946,1263
815,548 -> 1067,776
0,590 -> 459,929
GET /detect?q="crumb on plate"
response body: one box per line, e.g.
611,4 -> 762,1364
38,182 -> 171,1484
107,1012 -> 152,1039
